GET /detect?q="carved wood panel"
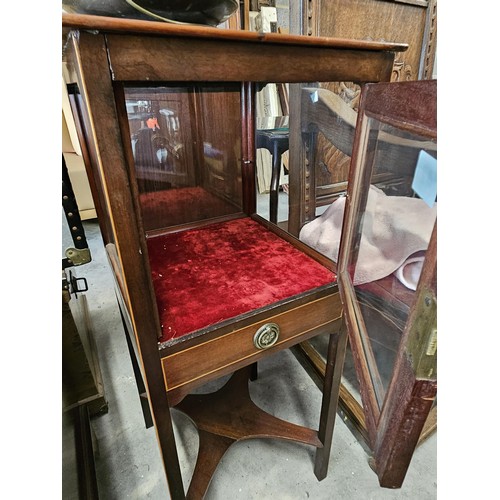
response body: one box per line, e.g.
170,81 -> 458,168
305,0 -> 437,212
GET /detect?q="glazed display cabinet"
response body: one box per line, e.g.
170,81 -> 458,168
62,13 -> 406,499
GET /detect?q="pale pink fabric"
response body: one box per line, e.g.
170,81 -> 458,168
299,185 -> 436,288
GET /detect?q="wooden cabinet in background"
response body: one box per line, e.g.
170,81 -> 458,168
288,0 -> 437,233
307,0 -> 437,81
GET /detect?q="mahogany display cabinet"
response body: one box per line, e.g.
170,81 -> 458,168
62,13 -> 406,499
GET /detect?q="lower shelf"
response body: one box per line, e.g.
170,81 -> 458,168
174,365 -> 322,500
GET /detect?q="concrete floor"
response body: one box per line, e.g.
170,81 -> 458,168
63,217 -> 437,499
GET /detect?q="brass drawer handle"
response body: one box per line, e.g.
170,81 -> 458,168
253,323 -> 280,350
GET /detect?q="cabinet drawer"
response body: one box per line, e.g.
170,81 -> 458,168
162,292 -> 342,404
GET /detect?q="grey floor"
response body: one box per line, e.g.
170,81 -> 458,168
63,216 -> 437,500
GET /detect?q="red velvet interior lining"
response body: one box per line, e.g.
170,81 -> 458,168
146,217 -> 336,342
139,187 -> 240,231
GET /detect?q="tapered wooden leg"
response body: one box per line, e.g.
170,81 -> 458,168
119,305 -> 154,429
176,365 -> 323,499
186,431 -> 234,500
314,319 -> 349,480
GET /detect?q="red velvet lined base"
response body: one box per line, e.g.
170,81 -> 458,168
140,187 -> 240,231
146,217 -> 336,342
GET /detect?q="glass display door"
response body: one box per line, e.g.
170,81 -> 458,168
337,80 -> 437,487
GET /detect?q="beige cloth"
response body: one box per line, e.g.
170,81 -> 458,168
299,185 -> 436,287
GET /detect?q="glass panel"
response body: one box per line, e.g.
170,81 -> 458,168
291,83 -> 364,407
120,82 -> 338,345
255,82 -> 290,225
346,116 -> 437,407
124,84 -> 243,232
255,82 -> 358,231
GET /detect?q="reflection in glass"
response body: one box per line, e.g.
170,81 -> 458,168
124,84 -> 243,232
120,83 -> 339,344
347,117 -> 437,406
297,84 -> 437,413
255,83 -> 289,226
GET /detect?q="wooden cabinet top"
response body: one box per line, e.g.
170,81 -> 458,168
62,13 -> 408,52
